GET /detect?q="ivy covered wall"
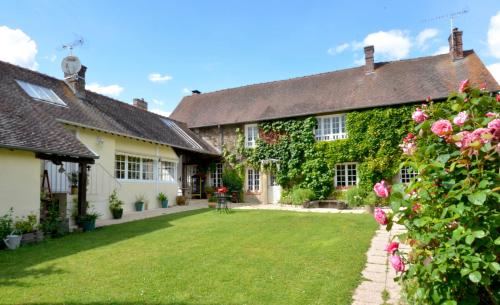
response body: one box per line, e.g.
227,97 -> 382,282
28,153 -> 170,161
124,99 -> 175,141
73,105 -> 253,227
221,104 -> 417,199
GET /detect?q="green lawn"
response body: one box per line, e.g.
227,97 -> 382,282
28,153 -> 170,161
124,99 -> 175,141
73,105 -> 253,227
0,209 -> 378,305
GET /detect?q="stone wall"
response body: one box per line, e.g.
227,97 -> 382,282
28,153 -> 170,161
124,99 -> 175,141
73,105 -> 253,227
193,124 -> 241,153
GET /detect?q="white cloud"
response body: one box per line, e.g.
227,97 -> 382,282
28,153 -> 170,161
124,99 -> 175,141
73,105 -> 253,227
416,28 -> 438,49
488,11 -> 500,58
0,25 -> 38,70
152,98 -> 164,106
432,46 -> 449,56
487,63 -> 500,83
86,83 -> 124,97
363,30 -> 412,60
182,88 -> 191,94
148,73 -> 173,83
150,108 -> 172,117
327,43 -> 350,55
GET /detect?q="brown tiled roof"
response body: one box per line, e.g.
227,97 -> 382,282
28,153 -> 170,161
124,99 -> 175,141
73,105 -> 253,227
0,60 -> 218,158
170,50 -> 500,128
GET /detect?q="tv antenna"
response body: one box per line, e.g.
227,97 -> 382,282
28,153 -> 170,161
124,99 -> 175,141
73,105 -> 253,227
422,9 -> 469,44
61,37 -> 85,56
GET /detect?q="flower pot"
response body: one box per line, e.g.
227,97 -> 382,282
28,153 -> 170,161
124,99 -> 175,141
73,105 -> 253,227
365,205 -> 375,214
208,202 -> 216,208
111,208 -> 123,219
3,234 -> 22,250
81,219 -> 96,232
135,201 -> 144,211
161,200 -> 169,208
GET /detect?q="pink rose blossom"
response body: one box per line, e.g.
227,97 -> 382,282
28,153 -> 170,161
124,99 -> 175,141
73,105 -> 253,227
488,119 -> 500,140
412,203 -> 421,212
485,112 -> 497,118
458,79 -> 469,93
390,255 -> 405,272
385,242 -> 399,254
374,180 -> 390,198
453,111 -> 468,126
374,208 -> 388,225
412,108 -> 429,123
472,128 -> 493,144
496,94 -> 500,102
431,120 -> 453,137
454,131 -> 473,149
400,142 -> 417,155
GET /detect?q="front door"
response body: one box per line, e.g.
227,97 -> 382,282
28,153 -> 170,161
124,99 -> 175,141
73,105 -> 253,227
267,174 -> 281,204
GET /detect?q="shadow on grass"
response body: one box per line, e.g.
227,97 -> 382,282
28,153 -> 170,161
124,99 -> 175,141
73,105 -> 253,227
0,209 -> 210,287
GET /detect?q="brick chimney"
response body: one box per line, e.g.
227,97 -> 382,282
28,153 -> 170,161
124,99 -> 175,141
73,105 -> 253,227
448,28 -> 463,61
64,65 -> 87,99
364,45 -> 375,74
133,98 -> 148,111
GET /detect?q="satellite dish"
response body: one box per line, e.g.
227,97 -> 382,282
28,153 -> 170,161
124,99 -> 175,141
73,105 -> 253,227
61,56 -> 82,75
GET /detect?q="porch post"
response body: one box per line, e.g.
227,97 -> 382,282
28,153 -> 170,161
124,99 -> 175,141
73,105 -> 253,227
77,162 -> 88,217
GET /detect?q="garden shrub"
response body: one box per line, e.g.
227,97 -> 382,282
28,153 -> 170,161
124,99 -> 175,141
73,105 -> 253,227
289,187 -> 316,205
345,186 -> 366,207
222,167 -> 244,193
0,208 -> 14,240
373,82 -> 500,305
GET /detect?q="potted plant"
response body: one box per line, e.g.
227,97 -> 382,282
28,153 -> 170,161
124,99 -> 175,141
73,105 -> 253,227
108,190 -> 124,219
176,196 -> 186,206
364,192 -> 377,214
74,204 -> 100,232
205,186 -> 214,200
157,192 -> 169,208
222,168 -> 244,203
135,194 -> 146,211
68,172 -> 79,195
208,195 -> 217,208
1,208 -> 15,250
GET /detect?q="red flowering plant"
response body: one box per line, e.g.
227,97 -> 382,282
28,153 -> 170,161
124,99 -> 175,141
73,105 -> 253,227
372,82 -> 500,305
217,186 -> 228,194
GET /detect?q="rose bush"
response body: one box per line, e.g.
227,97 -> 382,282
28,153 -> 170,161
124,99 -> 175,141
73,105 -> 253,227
373,83 -> 499,304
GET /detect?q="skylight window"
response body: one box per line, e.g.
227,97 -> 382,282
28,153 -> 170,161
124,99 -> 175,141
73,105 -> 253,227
162,119 -> 203,150
16,80 -> 66,106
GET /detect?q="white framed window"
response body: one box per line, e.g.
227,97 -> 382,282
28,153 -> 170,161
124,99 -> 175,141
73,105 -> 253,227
247,168 -> 260,192
159,161 -> 177,183
400,166 -> 418,184
210,163 -> 223,187
127,156 -> 141,180
114,154 -> 177,182
315,114 -> 347,141
115,155 -> 126,179
335,163 -> 357,187
142,158 -> 154,180
245,124 -> 259,148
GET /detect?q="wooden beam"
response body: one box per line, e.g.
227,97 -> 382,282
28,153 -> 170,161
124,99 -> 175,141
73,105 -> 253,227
35,152 -> 95,164
77,163 -> 88,219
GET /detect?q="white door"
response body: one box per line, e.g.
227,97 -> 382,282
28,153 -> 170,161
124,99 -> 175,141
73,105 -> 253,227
267,174 -> 281,204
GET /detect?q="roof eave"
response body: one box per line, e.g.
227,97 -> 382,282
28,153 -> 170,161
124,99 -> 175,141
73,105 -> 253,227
0,143 -> 99,160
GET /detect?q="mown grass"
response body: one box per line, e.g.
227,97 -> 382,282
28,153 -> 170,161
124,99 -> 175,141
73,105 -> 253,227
0,209 -> 377,305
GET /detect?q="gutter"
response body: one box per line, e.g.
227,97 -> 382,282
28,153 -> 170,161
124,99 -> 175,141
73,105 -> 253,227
0,143 -> 98,159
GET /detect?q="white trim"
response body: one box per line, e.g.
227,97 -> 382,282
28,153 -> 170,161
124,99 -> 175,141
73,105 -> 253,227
246,167 -> 260,192
114,153 -> 178,183
245,124 -> 259,148
334,162 -> 358,187
315,114 -> 347,141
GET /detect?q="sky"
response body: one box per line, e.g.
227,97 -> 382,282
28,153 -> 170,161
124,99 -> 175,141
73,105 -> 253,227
1,0 -> 500,117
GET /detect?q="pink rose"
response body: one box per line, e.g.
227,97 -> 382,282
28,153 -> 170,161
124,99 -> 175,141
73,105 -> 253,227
487,119 -> 500,140
454,131 -> 472,149
458,79 -> 469,93
431,120 -> 453,137
412,203 -> 421,212
400,141 -> 417,155
472,128 -> 493,144
385,242 -> 399,254
453,111 -> 468,126
373,180 -> 390,198
374,208 -> 388,225
496,94 -> 500,102
390,255 -> 405,272
412,108 -> 429,123
485,112 -> 497,118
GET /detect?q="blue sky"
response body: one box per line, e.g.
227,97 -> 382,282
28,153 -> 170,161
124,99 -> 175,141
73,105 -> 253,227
1,0 -> 500,116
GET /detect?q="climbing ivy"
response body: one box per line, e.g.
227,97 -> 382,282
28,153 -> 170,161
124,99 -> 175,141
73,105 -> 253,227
222,103 -> 422,199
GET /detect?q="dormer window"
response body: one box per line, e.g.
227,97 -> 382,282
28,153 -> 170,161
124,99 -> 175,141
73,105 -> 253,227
315,114 -> 347,141
16,80 -> 66,106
